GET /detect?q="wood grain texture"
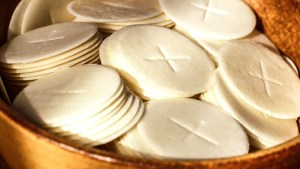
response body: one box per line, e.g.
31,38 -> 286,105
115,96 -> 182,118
244,0 -> 300,73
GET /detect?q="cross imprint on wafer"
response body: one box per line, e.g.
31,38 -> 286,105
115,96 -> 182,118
50,90 -> 85,94
101,1 -> 135,9
249,61 -> 282,97
28,29 -> 65,44
82,1 -> 134,16
144,45 -> 190,72
28,36 -> 65,44
190,0 -> 227,21
169,118 -> 218,145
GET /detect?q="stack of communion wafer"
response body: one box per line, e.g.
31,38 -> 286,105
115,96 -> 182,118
13,65 -> 144,146
109,99 -> 249,159
67,0 -> 174,37
0,22 -> 102,99
100,25 -> 215,100
211,41 -> 300,149
158,0 -> 300,149
7,0 -> 74,40
159,0 -> 256,63
164,0 -> 299,71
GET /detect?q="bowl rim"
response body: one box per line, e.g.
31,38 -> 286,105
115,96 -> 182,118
1,98 -> 300,168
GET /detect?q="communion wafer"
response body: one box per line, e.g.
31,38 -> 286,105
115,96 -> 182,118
100,25 -> 215,99
58,93 -> 131,136
68,0 -> 173,36
1,22 -> 102,100
13,65 -> 144,146
114,98 -> 248,159
20,0 -> 74,35
0,22 -> 98,64
193,30 -> 280,63
68,0 -> 162,23
100,28 -> 212,100
48,82 -> 125,128
7,0 -> 31,41
13,65 -> 122,126
104,14 -> 171,26
50,88 -> 127,134
123,79 -> 177,100
0,38 -> 101,73
74,94 -> 144,146
96,19 -> 174,31
0,33 -> 100,69
2,53 -> 100,96
219,41 -> 300,119
3,75 -> 44,82
213,69 -> 298,148
68,94 -> 136,140
1,49 -> 99,78
282,55 -> 299,75
86,96 -> 144,146
3,55 -> 100,84
113,127 -> 158,158
159,0 -> 256,40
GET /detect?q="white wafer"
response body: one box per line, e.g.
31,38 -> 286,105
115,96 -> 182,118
21,0 -> 74,34
0,22 -> 98,64
194,30 -> 280,63
7,0 -> 31,41
219,41 -> 300,119
282,55 -> 299,75
116,98 -> 249,159
105,14 -> 171,26
13,65 -> 122,126
0,33 -> 101,69
48,79 -> 125,127
0,37 -> 101,73
86,95 -> 144,146
213,69 -> 298,148
114,127 -> 158,158
68,0 -> 162,23
62,93 -> 132,137
159,0 -> 256,40
100,25 -> 215,99
2,48 -> 99,78
50,88 -> 127,134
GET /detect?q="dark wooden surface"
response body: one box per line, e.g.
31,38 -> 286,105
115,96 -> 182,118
0,154 -> 11,169
0,0 -> 19,46
0,1 -> 19,168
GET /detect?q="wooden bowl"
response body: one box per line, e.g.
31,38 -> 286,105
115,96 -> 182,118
0,1 -> 300,169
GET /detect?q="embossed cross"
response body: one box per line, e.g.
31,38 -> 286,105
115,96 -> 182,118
28,30 -> 64,44
249,61 -> 282,97
144,45 -> 190,72
190,0 -> 226,21
169,117 -> 218,145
